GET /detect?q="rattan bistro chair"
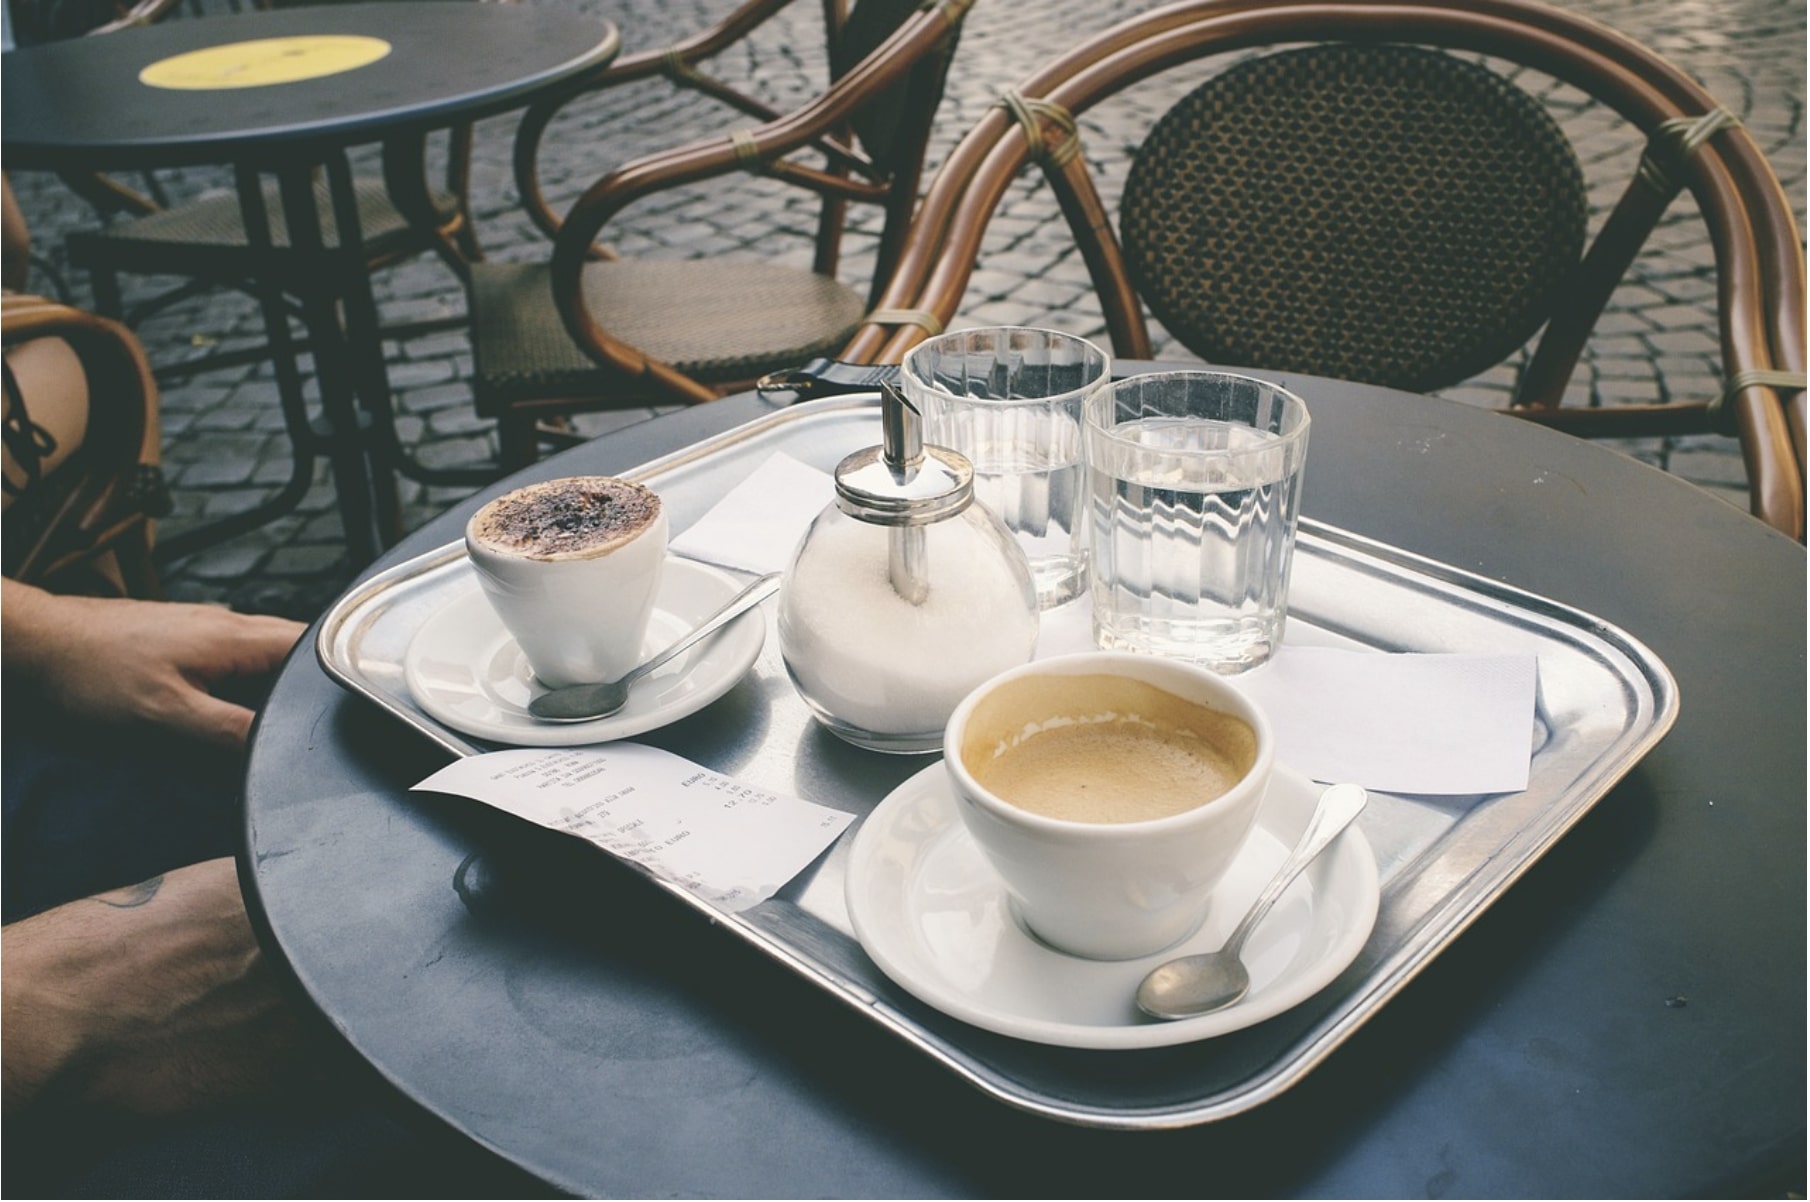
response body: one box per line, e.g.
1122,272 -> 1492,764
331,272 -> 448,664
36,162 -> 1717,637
4,175 -> 166,597
467,0 -> 973,467
3,293 -> 167,598
851,0 -> 1806,539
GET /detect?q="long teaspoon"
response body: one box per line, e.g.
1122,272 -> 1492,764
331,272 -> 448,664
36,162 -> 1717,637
1136,782 -> 1369,1020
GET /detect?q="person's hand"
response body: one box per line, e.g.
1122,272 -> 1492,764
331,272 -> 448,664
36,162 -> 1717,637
1,579 -> 305,748
1,858 -> 306,1116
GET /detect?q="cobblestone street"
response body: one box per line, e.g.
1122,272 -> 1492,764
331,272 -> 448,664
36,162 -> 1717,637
7,0 -> 1804,619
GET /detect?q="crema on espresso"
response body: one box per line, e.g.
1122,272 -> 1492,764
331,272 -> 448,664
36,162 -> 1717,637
469,476 -> 661,561
960,674 -> 1257,823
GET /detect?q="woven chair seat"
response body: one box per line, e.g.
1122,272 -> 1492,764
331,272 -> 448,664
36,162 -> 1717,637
67,176 -> 457,267
1119,44 -> 1588,394
470,258 -> 867,408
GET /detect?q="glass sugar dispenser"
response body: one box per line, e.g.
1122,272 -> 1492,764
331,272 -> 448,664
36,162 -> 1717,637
779,384 -> 1039,753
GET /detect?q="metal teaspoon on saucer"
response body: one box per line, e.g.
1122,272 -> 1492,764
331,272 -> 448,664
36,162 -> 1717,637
527,572 -> 781,722
1136,782 -> 1370,1021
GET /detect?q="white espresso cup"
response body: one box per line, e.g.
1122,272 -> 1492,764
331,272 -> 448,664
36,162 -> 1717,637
944,651 -> 1273,960
464,476 -> 668,690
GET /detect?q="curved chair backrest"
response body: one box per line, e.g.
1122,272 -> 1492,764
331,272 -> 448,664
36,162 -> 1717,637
2,291 -> 164,596
537,0 -> 974,405
514,0 -> 966,269
1118,42 -> 1589,395
852,0 -> 1805,538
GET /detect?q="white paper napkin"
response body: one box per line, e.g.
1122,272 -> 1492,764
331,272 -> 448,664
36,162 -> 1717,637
669,451 -> 832,575
1037,613 -> 1536,795
1230,647 -> 1537,795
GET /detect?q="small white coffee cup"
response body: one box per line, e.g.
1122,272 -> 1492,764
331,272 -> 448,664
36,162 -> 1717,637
944,651 -> 1273,960
464,476 -> 668,690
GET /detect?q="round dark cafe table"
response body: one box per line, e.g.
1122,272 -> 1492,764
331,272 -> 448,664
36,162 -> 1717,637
1,2 -> 621,565
239,375 -> 1805,1198
1,2 -> 619,167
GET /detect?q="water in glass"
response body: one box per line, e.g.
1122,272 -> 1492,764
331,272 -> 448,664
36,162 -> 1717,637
939,409 -> 1086,606
1086,377 -> 1309,672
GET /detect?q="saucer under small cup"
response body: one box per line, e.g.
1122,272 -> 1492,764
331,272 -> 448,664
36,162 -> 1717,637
404,557 -> 767,746
844,761 -> 1379,1050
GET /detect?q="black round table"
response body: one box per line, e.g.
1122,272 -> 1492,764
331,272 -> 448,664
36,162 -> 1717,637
1,2 -> 621,565
241,379 -> 1806,1198
2,3 -> 620,167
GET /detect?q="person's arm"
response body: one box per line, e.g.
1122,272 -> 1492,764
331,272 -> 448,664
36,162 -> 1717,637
1,858 -> 302,1116
0,578 -> 305,748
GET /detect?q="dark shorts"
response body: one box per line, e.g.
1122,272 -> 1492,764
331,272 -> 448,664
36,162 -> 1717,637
3,708 -> 241,923
1,705 -> 553,1199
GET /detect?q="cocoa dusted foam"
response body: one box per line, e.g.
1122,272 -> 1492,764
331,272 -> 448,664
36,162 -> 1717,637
960,674 -> 1257,824
469,476 -> 661,561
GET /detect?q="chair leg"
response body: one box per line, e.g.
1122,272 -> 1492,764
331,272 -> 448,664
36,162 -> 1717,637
370,459 -> 403,549
497,411 -> 540,471
89,267 -> 124,321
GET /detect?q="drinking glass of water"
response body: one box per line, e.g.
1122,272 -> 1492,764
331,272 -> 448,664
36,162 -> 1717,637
902,327 -> 1110,609
1084,371 -> 1310,672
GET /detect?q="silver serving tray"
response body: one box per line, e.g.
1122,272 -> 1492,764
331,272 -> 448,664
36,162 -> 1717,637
316,396 -> 1677,1129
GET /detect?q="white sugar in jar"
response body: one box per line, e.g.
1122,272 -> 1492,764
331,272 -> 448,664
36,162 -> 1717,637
780,507 -> 1038,752
777,387 -> 1038,753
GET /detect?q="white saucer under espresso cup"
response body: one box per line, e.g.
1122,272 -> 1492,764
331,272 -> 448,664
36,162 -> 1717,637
943,651 -> 1274,961
464,476 -> 668,691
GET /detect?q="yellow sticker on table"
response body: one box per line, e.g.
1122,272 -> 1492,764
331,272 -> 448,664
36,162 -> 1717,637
139,35 -> 391,90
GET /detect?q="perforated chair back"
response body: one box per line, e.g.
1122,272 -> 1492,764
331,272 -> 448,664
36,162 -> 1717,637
1119,43 -> 1588,393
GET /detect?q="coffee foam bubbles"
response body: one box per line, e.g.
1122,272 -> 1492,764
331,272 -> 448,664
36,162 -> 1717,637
960,674 -> 1257,824
469,476 -> 661,561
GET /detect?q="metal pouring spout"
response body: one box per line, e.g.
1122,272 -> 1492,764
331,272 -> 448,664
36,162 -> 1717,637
880,384 -> 930,605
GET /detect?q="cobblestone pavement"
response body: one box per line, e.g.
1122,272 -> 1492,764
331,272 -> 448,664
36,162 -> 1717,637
8,0 -> 1804,619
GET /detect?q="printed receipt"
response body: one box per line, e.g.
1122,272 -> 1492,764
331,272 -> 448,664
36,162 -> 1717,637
413,744 -> 854,913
